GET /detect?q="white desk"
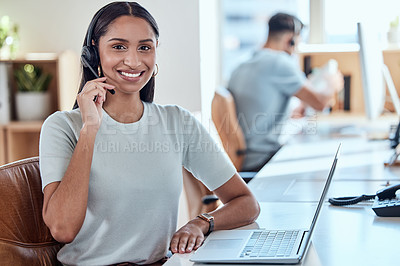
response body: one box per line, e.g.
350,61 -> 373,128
166,122 -> 400,266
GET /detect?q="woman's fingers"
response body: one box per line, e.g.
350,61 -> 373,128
177,233 -> 190,253
77,77 -> 115,129
194,235 -> 204,250
171,234 -> 204,254
185,235 -> 200,252
78,78 -> 115,104
85,79 -> 114,95
170,220 -> 206,254
78,84 -> 106,105
170,237 -> 179,253
93,77 -> 116,91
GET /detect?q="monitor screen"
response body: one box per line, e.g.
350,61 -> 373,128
357,22 -> 386,120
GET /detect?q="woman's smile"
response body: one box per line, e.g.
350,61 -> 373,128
117,69 -> 145,81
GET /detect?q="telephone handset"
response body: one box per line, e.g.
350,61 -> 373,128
329,183 -> 400,217
376,183 -> 400,199
389,119 -> 400,149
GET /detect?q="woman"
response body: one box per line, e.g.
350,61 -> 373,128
39,2 -> 259,265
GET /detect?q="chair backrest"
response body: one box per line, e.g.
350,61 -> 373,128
211,87 -> 247,171
0,157 -> 62,265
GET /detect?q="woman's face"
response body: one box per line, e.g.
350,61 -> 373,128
98,15 -> 157,95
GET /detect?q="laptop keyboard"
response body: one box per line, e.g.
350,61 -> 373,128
240,230 -> 299,258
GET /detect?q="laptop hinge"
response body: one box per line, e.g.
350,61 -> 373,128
296,230 -> 308,255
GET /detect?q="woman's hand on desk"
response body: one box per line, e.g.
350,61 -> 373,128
169,218 -> 208,254
169,174 -> 260,254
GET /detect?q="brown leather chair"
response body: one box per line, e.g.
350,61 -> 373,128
185,87 -> 258,211
181,87 -> 246,216
182,168 -> 220,219
212,87 -> 247,171
0,157 -> 62,265
211,87 -> 256,182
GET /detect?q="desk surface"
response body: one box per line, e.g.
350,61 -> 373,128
166,120 -> 400,266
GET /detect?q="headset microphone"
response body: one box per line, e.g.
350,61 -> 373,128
81,7 -> 115,95
81,56 -> 115,95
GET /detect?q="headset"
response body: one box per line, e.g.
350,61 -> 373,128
289,16 -> 301,47
81,8 -> 103,78
81,7 -> 115,95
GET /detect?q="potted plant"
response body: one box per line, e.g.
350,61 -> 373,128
388,16 -> 399,46
0,16 -> 19,59
14,63 -> 52,121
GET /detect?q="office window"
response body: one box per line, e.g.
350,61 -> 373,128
325,0 -> 400,44
221,0 -> 309,83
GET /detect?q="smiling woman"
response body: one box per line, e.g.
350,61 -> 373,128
38,1 -> 259,265
99,16 -> 157,97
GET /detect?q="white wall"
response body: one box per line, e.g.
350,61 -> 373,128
0,0 -> 206,112
199,0 -> 221,126
141,0 -> 202,111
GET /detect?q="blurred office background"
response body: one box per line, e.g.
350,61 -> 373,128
1,0 -> 400,227
221,0 -> 400,83
1,0 -> 400,116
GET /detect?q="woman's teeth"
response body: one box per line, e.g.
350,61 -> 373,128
120,71 -> 141,78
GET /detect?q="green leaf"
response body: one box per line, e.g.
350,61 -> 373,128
14,64 -> 52,92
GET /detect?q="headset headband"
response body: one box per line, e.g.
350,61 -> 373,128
86,7 -> 107,47
292,17 -> 302,35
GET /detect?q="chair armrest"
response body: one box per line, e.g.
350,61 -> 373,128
201,172 -> 256,206
202,194 -> 219,205
239,171 -> 257,183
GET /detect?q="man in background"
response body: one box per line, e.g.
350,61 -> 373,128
228,12 -> 343,172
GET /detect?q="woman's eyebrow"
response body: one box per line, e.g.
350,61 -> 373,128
107,38 -> 154,43
108,38 -> 129,43
138,39 -> 154,43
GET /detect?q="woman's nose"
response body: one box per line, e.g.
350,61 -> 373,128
123,51 -> 141,68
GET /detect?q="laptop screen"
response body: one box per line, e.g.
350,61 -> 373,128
302,143 -> 341,244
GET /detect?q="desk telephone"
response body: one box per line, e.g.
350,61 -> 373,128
329,183 -> 400,217
389,119 -> 400,149
386,119 -> 400,165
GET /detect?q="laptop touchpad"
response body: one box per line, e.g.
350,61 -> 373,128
203,239 -> 243,249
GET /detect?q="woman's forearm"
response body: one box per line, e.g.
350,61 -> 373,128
209,193 -> 260,232
194,174 -> 260,234
43,126 -> 97,243
170,176 -> 259,254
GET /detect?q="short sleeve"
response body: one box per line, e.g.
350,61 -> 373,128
270,54 -> 306,96
180,109 -> 236,191
39,112 -> 78,191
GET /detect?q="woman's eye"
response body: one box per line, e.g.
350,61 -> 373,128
139,45 -> 151,51
112,45 -> 126,50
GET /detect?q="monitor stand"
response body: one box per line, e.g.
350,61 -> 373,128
382,64 -> 400,116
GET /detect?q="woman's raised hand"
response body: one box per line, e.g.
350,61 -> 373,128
76,77 -> 115,131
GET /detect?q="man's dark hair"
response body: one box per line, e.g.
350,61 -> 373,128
267,12 -> 303,38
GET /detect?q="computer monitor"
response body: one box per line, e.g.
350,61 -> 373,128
357,22 -> 400,120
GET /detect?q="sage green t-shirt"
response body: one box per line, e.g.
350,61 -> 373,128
39,102 -> 236,265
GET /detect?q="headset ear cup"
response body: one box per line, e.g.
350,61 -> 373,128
81,45 -> 100,69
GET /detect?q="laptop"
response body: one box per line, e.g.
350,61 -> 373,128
190,144 -> 341,264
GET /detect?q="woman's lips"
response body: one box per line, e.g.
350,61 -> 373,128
118,70 -> 144,80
